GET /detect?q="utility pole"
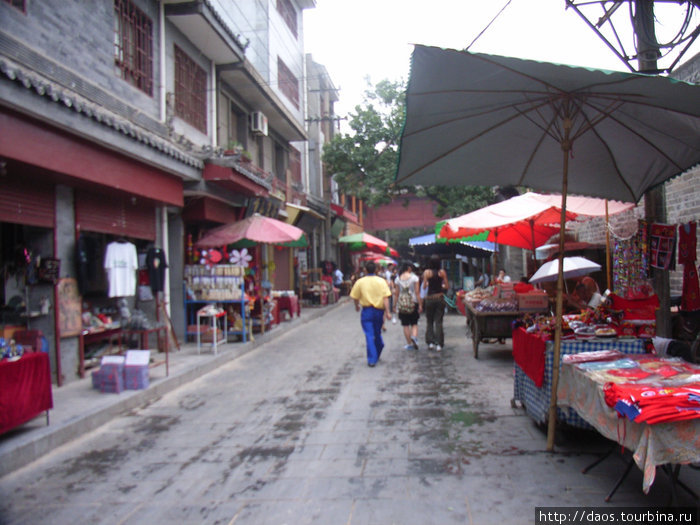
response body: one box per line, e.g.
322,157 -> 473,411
636,0 -> 672,336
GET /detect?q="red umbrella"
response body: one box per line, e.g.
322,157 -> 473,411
339,232 -> 398,257
438,193 -> 576,251
195,214 -> 307,248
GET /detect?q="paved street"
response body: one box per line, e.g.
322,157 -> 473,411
0,302 -> 697,525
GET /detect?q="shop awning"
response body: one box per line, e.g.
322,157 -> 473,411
203,163 -> 269,197
330,203 -> 358,224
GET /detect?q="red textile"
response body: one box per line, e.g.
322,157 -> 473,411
604,382 -> 700,424
0,352 -> 53,434
609,293 -> 659,321
512,327 -> 546,388
649,223 -> 676,270
678,222 -> 700,311
513,282 -> 534,294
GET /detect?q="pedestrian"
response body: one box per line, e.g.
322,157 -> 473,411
495,269 -> 511,284
349,261 -> 393,367
394,262 -> 422,350
422,254 -> 449,351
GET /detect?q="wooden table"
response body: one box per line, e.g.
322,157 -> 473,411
78,327 -> 122,378
0,352 -> 53,434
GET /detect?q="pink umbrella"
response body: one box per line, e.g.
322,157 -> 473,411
195,214 -> 307,248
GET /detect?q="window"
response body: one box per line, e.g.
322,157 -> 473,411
276,0 -> 297,38
114,0 -> 153,96
174,45 -> 207,133
277,57 -> 299,109
289,146 -> 301,185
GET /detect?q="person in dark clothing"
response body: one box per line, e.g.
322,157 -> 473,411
421,254 -> 449,351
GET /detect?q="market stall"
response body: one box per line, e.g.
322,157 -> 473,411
557,353 -> 700,496
512,326 -> 648,427
463,284 -> 550,358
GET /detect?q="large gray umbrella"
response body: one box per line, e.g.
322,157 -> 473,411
396,45 -> 700,450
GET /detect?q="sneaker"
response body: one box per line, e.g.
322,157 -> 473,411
428,343 -> 435,350
368,362 -> 376,367
392,317 -> 397,324
436,345 -> 442,352
411,336 -> 419,350
404,344 -> 414,350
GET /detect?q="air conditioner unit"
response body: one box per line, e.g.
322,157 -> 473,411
251,111 -> 268,136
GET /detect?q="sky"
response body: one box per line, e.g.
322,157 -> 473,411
304,0 -> 699,123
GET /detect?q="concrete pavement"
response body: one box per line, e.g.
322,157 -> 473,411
0,299 -> 698,524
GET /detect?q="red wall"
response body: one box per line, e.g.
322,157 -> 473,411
363,195 -> 447,231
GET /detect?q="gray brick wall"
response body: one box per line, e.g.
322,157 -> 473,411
0,0 -> 161,118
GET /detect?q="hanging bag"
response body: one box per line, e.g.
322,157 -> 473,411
397,282 -> 415,315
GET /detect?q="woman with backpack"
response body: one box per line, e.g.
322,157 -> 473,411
394,262 -> 422,350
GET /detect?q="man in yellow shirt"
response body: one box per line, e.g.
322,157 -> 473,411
350,261 -> 393,367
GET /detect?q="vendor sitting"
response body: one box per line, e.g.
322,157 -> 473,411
566,277 -> 603,311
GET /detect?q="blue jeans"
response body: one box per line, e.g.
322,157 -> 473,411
360,307 -> 385,365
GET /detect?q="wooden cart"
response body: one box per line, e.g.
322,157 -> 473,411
464,301 -> 527,359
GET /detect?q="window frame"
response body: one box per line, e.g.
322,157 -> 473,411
277,57 -> 299,110
113,0 -> 154,97
174,45 -> 208,134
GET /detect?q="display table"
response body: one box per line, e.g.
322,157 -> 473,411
273,295 -> 300,324
78,327 -> 123,378
557,358 -> 700,494
512,329 -> 647,428
465,301 -> 546,358
0,352 -> 53,434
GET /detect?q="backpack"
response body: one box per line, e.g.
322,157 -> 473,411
397,282 -> 415,314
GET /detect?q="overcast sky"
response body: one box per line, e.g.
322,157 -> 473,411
304,0 -> 699,121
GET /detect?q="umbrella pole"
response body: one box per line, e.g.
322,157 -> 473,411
605,199 -> 611,292
546,129 -> 571,452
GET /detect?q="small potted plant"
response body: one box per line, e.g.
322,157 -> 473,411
224,140 -> 243,156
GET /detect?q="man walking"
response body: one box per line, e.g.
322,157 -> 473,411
350,261 -> 393,367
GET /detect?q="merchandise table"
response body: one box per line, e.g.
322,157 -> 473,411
273,295 -> 300,324
557,359 -> 700,494
512,328 -> 647,428
0,352 -> 53,434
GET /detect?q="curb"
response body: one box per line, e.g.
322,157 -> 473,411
0,298 -> 350,478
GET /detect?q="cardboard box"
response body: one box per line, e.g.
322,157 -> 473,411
517,293 -> 550,311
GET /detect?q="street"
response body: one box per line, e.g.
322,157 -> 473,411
0,302 -> 696,525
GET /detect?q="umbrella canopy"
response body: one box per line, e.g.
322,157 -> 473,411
529,256 -> 602,284
438,193 -> 576,251
409,233 -> 496,258
396,45 -> 700,451
339,232 -> 399,257
195,214 -> 307,248
396,45 -> 700,203
359,253 -> 397,267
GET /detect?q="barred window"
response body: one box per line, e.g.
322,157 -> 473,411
2,0 -> 25,12
276,0 -> 297,38
277,57 -> 299,109
174,45 -> 207,133
113,0 -> 153,96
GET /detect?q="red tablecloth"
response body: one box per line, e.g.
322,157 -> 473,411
512,327 -> 546,388
0,352 -> 53,434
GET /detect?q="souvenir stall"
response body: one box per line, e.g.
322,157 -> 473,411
76,236 -> 171,379
194,214 -> 306,335
512,218 -> 700,430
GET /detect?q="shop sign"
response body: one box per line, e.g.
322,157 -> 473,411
246,197 -> 280,218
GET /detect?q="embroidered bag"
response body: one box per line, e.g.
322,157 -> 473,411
397,282 -> 415,314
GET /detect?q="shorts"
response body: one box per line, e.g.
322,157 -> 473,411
398,303 -> 420,326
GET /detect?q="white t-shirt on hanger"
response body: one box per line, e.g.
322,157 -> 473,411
104,241 -> 138,298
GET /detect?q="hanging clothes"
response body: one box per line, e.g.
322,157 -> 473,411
146,247 -> 168,293
678,221 -> 700,311
104,240 -> 138,298
649,223 -> 677,271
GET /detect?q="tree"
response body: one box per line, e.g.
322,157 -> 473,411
323,78 -> 496,216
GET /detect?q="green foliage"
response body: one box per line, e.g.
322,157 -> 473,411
323,78 -> 496,216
